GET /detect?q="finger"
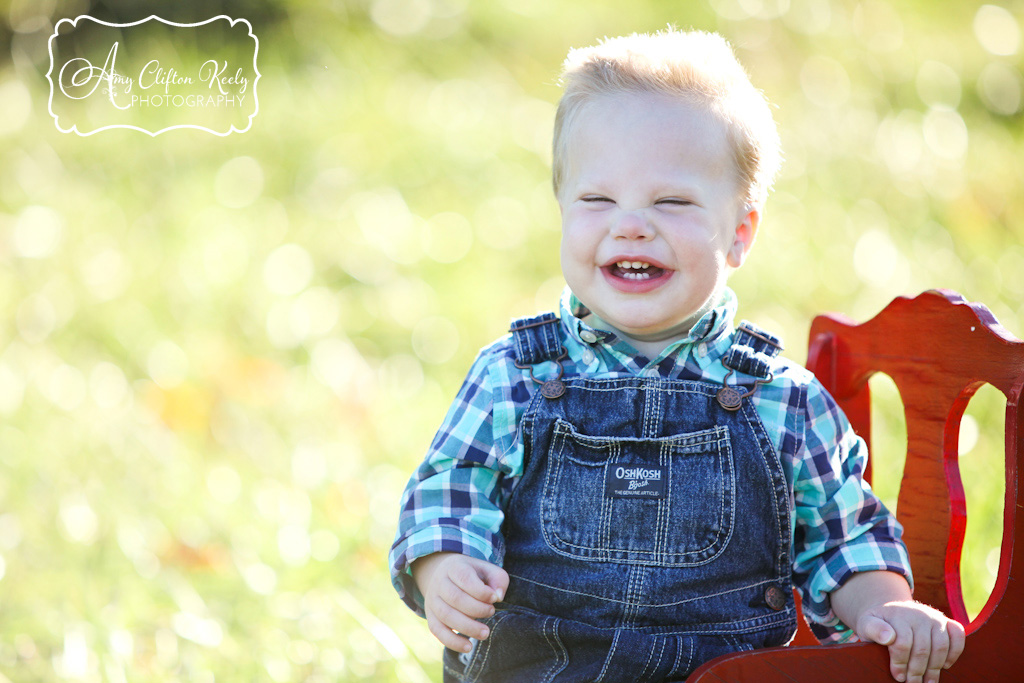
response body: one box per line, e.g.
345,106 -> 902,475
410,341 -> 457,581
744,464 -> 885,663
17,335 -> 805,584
886,624 -> 913,682
450,559 -> 504,604
479,563 -> 510,602
428,598 -> 492,642
438,578 -> 497,620
922,624 -> 950,683
858,614 -> 896,646
425,611 -> 475,653
902,629 -> 933,683
943,620 -> 966,670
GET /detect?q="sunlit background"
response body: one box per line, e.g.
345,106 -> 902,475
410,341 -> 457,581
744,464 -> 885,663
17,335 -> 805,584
0,0 -> 1022,680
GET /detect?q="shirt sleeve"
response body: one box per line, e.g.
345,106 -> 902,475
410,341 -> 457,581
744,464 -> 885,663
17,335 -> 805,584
388,343 -> 524,616
791,379 -> 913,643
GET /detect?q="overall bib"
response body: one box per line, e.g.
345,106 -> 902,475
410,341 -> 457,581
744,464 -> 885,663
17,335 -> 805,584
444,314 -> 798,683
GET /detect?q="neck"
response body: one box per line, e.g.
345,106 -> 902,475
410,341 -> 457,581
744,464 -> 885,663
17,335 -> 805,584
584,315 -> 695,360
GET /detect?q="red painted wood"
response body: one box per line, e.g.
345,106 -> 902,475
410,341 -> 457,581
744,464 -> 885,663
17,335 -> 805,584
690,290 -> 1024,682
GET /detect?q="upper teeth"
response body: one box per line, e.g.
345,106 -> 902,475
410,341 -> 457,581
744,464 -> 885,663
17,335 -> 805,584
618,261 -> 650,270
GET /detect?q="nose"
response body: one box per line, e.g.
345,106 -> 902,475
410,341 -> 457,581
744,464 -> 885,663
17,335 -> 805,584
611,209 -> 654,241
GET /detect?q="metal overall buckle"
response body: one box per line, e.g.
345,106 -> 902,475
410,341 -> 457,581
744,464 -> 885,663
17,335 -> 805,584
716,367 -> 773,411
514,347 -> 568,399
715,323 -> 780,411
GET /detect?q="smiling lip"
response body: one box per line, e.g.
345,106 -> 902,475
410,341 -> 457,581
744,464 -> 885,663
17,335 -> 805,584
601,257 -> 673,293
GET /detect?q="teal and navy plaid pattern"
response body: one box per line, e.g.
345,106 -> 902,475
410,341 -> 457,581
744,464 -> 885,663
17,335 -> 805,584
390,287 -> 911,643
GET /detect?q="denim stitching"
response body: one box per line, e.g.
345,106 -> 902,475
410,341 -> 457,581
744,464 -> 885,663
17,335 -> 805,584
600,440 -> 616,562
463,610 -> 511,680
637,633 -> 661,682
623,565 -> 646,625
595,627 -> 623,683
671,635 -> 689,679
541,616 -> 568,682
541,421 -> 735,566
506,572 -> 788,610
740,398 -> 792,578
655,440 -> 665,566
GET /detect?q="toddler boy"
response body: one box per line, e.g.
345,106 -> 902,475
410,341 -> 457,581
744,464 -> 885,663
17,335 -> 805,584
390,28 -> 965,683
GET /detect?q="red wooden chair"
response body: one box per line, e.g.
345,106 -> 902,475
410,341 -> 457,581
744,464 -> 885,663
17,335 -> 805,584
690,289 -> 1024,681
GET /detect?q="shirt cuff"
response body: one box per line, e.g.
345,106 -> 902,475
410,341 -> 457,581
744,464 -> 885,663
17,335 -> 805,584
800,534 -> 913,643
389,520 -> 505,617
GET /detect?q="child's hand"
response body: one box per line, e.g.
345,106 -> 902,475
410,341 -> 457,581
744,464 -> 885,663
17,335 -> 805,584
831,571 -> 966,683
411,552 -> 509,654
854,600 -> 965,683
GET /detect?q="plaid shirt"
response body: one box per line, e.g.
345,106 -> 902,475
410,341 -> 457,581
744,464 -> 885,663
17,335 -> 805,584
390,287 -> 912,642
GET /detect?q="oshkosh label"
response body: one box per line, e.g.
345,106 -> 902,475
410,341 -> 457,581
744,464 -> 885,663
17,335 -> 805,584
46,15 -> 260,136
605,464 -> 667,499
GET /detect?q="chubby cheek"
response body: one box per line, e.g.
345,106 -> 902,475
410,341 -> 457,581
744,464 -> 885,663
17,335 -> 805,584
559,216 -> 597,266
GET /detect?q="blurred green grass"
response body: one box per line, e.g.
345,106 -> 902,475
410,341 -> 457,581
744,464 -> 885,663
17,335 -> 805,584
0,0 -> 1022,680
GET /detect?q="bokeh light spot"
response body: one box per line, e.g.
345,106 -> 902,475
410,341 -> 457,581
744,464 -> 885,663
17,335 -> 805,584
59,495 -> 99,545
215,156 -> 265,209
799,56 -> 851,108
352,189 -> 422,265
207,465 -> 242,504
173,612 -> 224,647
379,353 -> 425,398
974,4 -> 1021,56
959,414 -> 980,455
15,293 -> 57,343
0,363 -> 25,415
371,0 -> 432,36
202,226 -> 250,287
310,529 -> 341,562
0,79 -> 31,135
80,243 -> 130,301
277,525 -> 311,567
475,196 -> 528,250
922,107 -> 968,160
89,361 -> 130,411
784,0 -> 831,34
915,60 -> 961,108
977,62 -> 1023,115
292,442 -> 328,489
421,211 -> 473,264
263,243 -> 314,296
147,340 -> 190,389
45,363 -> 88,411
411,316 -> 460,364
875,110 -> 924,176
853,229 -> 903,286
853,0 -> 904,53
12,205 -> 63,259
242,562 -> 278,595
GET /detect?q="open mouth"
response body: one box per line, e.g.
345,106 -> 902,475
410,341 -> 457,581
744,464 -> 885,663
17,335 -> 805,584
609,260 -> 667,281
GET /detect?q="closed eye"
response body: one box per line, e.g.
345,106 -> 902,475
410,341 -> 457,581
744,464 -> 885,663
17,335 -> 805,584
581,195 -> 614,204
656,198 -> 693,207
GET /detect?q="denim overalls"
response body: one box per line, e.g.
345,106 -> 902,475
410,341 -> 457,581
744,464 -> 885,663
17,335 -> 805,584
443,314 -> 799,683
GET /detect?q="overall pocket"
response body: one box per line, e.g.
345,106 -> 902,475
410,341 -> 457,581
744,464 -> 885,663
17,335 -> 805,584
541,419 -> 735,566
443,609 -> 567,683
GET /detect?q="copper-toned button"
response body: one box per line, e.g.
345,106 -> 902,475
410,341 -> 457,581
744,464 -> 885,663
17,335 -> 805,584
540,379 -> 565,399
765,586 -> 787,611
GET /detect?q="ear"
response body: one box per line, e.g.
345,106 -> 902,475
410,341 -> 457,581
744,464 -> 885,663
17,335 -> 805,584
726,204 -> 760,269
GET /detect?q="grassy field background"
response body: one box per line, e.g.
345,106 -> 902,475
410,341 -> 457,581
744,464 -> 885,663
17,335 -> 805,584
0,0 -> 1022,680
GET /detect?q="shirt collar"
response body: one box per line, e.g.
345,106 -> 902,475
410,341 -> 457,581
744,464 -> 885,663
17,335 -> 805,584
559,286 -> 737,360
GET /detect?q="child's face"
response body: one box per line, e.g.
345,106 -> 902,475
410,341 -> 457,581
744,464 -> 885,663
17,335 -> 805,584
557,92 -> 759,344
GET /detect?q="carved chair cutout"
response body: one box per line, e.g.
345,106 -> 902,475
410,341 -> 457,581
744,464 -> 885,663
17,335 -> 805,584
690,290 -> 1024,681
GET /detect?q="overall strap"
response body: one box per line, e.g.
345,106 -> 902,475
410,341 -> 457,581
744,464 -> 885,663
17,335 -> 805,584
509,313 -> 564,365
722,321 -> 784,380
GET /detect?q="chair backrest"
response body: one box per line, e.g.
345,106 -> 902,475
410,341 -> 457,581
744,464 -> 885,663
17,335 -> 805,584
805,289 -> 1024,628
690,289 -> 1024,681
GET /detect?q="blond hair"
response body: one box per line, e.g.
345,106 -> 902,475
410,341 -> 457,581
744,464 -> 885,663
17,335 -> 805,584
552,29 -> 781,207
